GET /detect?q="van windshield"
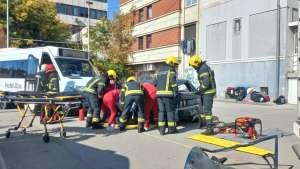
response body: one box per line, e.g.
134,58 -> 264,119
55,58 -> 94,77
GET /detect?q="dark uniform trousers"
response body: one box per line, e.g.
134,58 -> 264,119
196,62 -> 216,128
83,92 -> 100,119
120,94 -> 144,124
158,97 -> 176,127
156,67 -> 178,129
202,93 -> 214,115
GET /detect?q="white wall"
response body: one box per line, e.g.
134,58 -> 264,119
130,45 -> 180,64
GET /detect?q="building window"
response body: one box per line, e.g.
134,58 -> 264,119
56,4 -> 66,14
79,7 -> 88,17
138,36 -> 144,50
90,9 -> 98,19
55,3 -> 106,19
66,5 -> 73,15
185,0 -> 198,7
146,5 -> 152,19
146,34 -> 152,48
73,6 -> 79,16
233,18 -> 241,33
138,8 -> 144,22
292,8 -> 298,22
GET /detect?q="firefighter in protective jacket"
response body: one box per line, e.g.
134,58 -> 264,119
189,55 -> 216,135
46,64 -> 59,92
156,56 -> 179,135
119,76 -> 145,133
83,72 -> 108,128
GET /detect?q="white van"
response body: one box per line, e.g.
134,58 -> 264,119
0,46 -> 95,92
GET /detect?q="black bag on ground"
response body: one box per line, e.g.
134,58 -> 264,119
274,95 -> 286,105
235,87 -> 247,101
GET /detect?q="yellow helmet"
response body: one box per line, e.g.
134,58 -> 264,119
189,55 -> 203,67
127,76 -> 136,82
165,56 -> 179,65
107,69 -> 117,79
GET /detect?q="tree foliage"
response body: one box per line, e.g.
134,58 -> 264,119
0,0 -> 71,47
90,12 -> 134,65
89,12 -> 134,79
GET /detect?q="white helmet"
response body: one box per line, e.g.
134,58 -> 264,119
40,64 -> 47,72
247,88 -> 256,94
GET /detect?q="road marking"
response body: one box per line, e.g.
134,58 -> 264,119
0,152 -> 7,169
144,132 -> 259,169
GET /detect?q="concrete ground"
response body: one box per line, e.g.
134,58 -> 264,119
0,101 -> 299,169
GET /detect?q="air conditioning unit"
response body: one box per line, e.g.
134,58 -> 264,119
144,64 -> 155,71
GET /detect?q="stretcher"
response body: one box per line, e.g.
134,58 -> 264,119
188,134 -> 278,169
0,91 -> 83,142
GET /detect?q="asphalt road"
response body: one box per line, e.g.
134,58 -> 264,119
0,101 -> 299,169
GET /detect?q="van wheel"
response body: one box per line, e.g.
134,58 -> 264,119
0,102 -> 7,109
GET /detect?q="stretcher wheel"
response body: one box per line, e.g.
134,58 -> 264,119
60,129 -> 66,138
5,131 -> 10,138
43,134 -> 50,143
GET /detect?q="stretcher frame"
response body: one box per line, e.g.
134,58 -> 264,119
0,91 -> 83,143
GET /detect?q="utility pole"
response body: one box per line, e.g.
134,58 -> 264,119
275,0 -> 281,99
86,1 -> 93,58
6,0 -> 9,48
294,0 -> 300,138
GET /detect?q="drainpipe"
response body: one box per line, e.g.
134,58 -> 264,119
276,0 -> 281,98
197,0 -> 201,56
180,0 -> 186,78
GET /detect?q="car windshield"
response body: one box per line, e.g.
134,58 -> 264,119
55,58 -> 94,77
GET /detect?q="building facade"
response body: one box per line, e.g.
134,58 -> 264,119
121,0 -> 298,102
50,0 -> 107,30
120,0 -> 183,77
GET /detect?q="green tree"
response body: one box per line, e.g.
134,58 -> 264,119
89,12 -> 134,78
0,0 -> 71,47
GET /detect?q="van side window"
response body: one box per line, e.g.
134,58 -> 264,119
27,55 -> 38,76
0,55 -> 39,78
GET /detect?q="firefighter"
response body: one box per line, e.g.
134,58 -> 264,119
41,64 -> 59,122
189,55 -> 216,135
36,64 -> 48,92
142,82 -> 158,130
83,72 -> 108,128
46,64 -> 59,92
119,76 -> 145,133
156,56 -> 179,135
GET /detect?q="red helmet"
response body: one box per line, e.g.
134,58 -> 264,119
46,64 -> 55,72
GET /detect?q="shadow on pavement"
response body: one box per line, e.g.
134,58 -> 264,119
177,122 -> 199,133
0,133 -> 130,169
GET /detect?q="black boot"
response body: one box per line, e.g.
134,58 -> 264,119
119,123 -> 126,132
158,127 -> 166,135
201,126 -> 214,135
138,123 -> 145,133
168,127 -> 178,134
86,117 -> 92,128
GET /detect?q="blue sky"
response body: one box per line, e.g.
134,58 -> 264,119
108,0 -> 120,19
